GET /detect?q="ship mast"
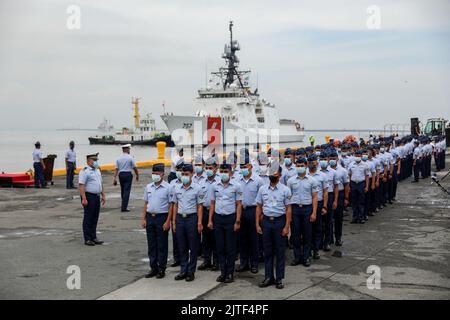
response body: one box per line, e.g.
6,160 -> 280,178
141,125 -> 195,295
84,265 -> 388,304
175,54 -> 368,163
131,97 -> 141,130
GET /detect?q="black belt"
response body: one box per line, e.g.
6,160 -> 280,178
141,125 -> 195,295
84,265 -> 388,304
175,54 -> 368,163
263,215 -> 285,221
292,204 -> 312,208
178,213 -> 197,218
147,212 -> 168,218
215,212 -> 236,216
351,181 -> 365,184
243,205 -> 256,210
85,192 -> 100,196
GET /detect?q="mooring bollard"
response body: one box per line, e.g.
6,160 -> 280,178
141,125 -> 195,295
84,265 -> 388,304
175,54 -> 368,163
156,141 -> 166,160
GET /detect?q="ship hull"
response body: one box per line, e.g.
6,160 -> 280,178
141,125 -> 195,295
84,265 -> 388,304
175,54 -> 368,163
161,115 -> 304,147
88,135 -> 174,147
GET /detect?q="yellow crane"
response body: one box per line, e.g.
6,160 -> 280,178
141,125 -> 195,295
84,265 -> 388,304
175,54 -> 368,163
131,97 -> 141,130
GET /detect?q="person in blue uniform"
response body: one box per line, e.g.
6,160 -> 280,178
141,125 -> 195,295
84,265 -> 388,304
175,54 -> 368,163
197,156 -> 220,271
142,163 -> 171,279
412,140 -> 422,182
65,141 -> 77,189
348,150 -> 370,224
171,164 -> 204,282
169,160 -> 185,268
256,161 -> 292,289
281,148 -> 297,184
319,151 -> 339,251
361,148 -> 376,221
208,162 -> 243,283
328,151 -> 349,246
287,157 -> 318,267
192,155 -> 206,185
306,154 -> 328,260
32,141 -> 47,188
78,153 -> 105,246
113,144 -> 139,212
236,154 -> 264,274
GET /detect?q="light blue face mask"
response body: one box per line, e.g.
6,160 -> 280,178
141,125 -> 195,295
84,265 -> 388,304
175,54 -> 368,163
355,157 -> 362,163
319,160 -> 328,168
362,155 -> 369,161
93,161 -> 99,168
380,148 -> 385,153
205,169 -> 214,177
152,174 -> 161,183
240,168 -> 250,177
176,171 -> 182,180
195,166 -> 203,174
341,152 -> 348,156
329,159 -> 337,167
181,176 -> 190,185
220,173 -> 230,182
315,151 -> 321,156
284,158 -> 292,166
296,167 -> 306,175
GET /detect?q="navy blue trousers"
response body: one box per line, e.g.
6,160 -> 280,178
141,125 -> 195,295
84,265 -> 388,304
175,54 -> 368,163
311,200 -> 323,251
172,228 -> 180,263
323,192 -> 334,246
413,160 -> 421,181
146,213 -> 169,272
262,215 -> 286,281
291,205 -> 312,262
176,213 -> 198,273
214,213 -> 237,277
239,207 -> 259,268
82,192 -> 100,241
351,181 -> 365,220
334,191 -> 345,242
66,162 -> 75,188
119,172 -> 133,211
201,206 -> 217,265
33,162 -> 46,188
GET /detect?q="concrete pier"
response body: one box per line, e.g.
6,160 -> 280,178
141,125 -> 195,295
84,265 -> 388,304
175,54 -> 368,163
0,159 -> 449,300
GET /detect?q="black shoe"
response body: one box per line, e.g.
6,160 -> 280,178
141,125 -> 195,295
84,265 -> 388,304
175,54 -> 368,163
170,261 -> 180,268
290,259 -> 301,266
92,239 -> 104,245
259,256 -> 265,263
258,278 -> 275,288
368,212 -> 375,217
323,244 -> 331,252
303,258 -> 311,267
211,264 -> 219,271
198,262 -> 212,271
185,272 -> 195,282
174,272 -> 187,281
350,219 -> 358,224
335,239 -> 343,246
121,209 -> 131,212
145,269 -> 158,278
84,240 -> 95,246
224,274 -> 234,283
216,274 -> 226,282
250,267 -> 259,274
156,270 -> 165,279
276,280 -> 284,289
412,180 -> 418,183
313,251 -> 320,260
236,265 -> 249,272
359,219 -> 365,224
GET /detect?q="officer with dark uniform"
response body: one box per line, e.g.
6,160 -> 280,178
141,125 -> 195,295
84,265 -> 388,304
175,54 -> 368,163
169,159 -> 184,267
172,164 -> 204,282
113,144 -> 139,212
287,157 -> 318,267
142,163 -> 171,279
78,153 -> 105,246
236,154 -> 264,274
256,161 -> 292,289
208,162 -> 243,283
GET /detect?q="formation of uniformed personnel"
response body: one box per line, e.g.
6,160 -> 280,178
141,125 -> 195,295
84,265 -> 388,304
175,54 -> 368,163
32,141 -> 48,189
113,144 -> 139,212
142,163 -> 171,279
78,153 -> 105,246
65,141 -> 76,189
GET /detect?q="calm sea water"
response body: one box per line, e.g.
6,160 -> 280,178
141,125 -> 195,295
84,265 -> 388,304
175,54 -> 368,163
0,129 -> 376,173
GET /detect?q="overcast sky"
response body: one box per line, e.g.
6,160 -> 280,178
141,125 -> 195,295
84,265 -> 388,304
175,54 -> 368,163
0,0 -> 449,131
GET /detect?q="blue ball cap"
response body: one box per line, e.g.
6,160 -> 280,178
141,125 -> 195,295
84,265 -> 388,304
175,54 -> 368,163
152,163 -> 165,173
284,148 -> 293,156
307,154 -> 317,162
182,163 -> 193,172
220,162 -> 232,170
296,157 -> 308,164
